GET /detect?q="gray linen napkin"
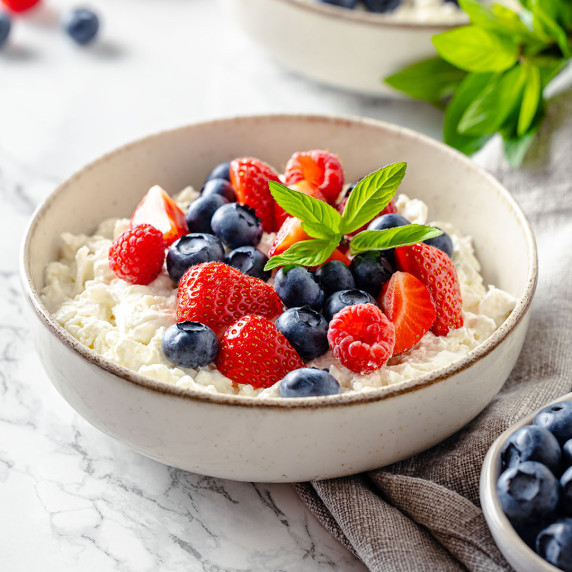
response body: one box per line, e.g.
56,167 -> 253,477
295,91 -> 572,571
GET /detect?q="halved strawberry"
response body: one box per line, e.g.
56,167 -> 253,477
268,217 -> 310,258
284,150 -> 344,204
230,158 -> 280,233
379,271 -> 436,355
395,243 -> 463,336
131,185 -> 188,246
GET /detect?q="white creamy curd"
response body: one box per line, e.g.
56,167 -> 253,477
41,189 -> 516,398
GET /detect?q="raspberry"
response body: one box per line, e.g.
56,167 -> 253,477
327,303 -> 395,374
108,224 -> 166,285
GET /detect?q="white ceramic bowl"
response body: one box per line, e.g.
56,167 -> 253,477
480,394 -> 572,572
21,114 -> 537,483
225,0 -> 464,97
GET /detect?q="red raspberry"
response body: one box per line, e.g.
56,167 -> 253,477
108,224 -> 166,285
327,303 -> 395,374
216,314 -> 304,388
1,0 -> 40,13
395,243 -> 463,336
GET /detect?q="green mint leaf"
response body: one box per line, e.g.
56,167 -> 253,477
339,162 -> 407,235
264,239 -> 337,271
301,221 -> 338,240
433,26 -> 519,73
501,103 -> 544,167
268,180 -> 341,233
384,57 -> 466,103
532,4 -> 570,57
518,63 -> 542,135
350,225 -> 443,255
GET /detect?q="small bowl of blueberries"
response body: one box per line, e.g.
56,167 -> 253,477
481,395 -> 572,572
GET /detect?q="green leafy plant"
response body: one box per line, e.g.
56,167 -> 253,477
264,162 -> 442,270
385,0 -> 572,166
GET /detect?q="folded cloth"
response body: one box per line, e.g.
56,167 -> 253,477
295,90 -> 572,572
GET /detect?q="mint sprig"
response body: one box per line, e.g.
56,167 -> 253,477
264,162 -> 441,271
384,0 -> 572,167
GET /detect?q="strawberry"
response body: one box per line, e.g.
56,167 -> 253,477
216,315 -> 304,388
108,223 -> 166,285
395,243 -> 463,336
131,185 -> 188,246
337,196 -> 398,237
176,262 -> 283,328
268,217 -> 310,258
230,158 -> 281,233
284,150 -> 344,204
1,0 -> 40,12
379,271 -> 436,355
327,303 -> 395,374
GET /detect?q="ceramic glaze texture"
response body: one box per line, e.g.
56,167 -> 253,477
22,115 -> 537,482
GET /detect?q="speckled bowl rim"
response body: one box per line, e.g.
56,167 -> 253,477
21,113 -> 538,410
270,0 -> 462,30
479,394 -> 572,572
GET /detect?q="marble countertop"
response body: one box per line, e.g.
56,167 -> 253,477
0,1 -> 444,569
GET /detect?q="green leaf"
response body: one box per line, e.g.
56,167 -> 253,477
432,26 -> 519,73
301,221 -> 337,240
458,65 -> 527,136
443,73 -> 495,155
502,127 -> 539,167
459,0 -> 535,39
349,225 -> 443,255
384,57 -> 466,103
268,180 -> 341,233
264,239 -> 337,271
339,162 -> 407,235
529,1 -> 570,56
518,63 -> 541,135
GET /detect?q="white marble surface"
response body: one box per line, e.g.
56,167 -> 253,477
0,1 -> 445,569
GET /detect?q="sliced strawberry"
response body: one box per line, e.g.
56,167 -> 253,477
379,271 -> 436,355
176,262 -> 283,328
268,217 -> 310,258
337,196 -> 398,237
131,185 -> 188,246
216,314 -> 304,388
284,150 -> 344,204
395,243 -> 463,336
230,158 -> 280,233
289,179 -> 328,202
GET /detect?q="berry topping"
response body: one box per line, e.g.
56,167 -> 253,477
229,157 -> 281,232
424,228 -> 453,258
274,266 -> 325,310
284,150 -> 344,204
225,246 -> 270,282
395,243 -> 463,336
161,321 -> 219,368
534,401 -> 572,444
211,202 -> 263,249
289,179 -> 328,202
108,223 -> 166,285
1,0 -> 39,13
323,288 -> 376,322
314,260 -> 355,298
166,233 -> 225,283
536,519 -> 572,571
327,303 -> 395,374
349,251 -> 395,297
204,161 -> 231,183
131,185 -> 188,247
176,262 -> 283,328
0,12 -> 11,48
62,8 -> 100,45
216,315 -> 303,388
560,468 -> 572,515
185,194 -> 228,235
276,306 -> 329,362
201,178 -> 236,203
379,271 -> 436,355
280,368 -> 341,398
268,216 -> 310,258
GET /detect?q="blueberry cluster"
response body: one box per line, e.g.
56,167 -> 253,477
497,401 -> 572,571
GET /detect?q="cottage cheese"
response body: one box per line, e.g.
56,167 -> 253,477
41,189 -> 516,398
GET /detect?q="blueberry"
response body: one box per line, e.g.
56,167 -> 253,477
167,233 -> 225,282
0,12 -> 11,48
205,161 -> 231,183
536,518 -> 572,571
564,439 -> 572,466
274,266 -> 325,311
62,8 -> 100,45
534,401 -> 572,444
314,260 -> 355,298
497,461 -> 559,527
276,307 -> 329,361
161,321 -> 219,368
211,203 -> 262,249
225,246 -> 270,282
424,229 -> 453,258
349,251 -> 394,297
201,178 -> 236,203
323,289 -> 376,322
317,0 -> 358,8
185,194 -> 228,234
362,0 -> 401,12
501,425 -> 562,475
280,368 -> 341,398
367,213 -> 410,232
